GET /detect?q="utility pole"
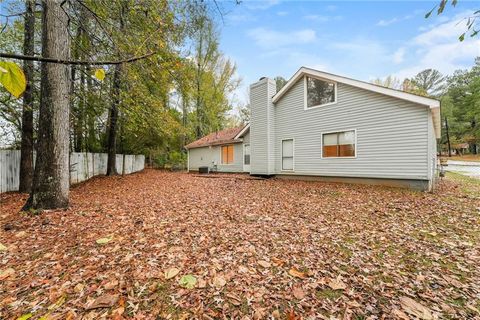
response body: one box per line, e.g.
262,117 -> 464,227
445,116 -> 452,157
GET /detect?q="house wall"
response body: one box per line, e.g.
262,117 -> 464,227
273,77 -> 431,181
427,109 -> 438,189
188,143 -> 243,173
250,78 -> 276,175
243,131 -> 250,144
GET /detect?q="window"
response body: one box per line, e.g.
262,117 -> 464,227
221,145 -> 234,164
322,130 -> 356,158
306,76 -> 336,108
282,139 -> 294,170
244,144 -> 250,165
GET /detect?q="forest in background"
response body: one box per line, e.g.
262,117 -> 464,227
0,0 -> 246,169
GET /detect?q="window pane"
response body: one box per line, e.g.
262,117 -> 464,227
307,77 -> 335,108
338,131 -> 355,145
282,157 -> 293,170
244,154 -> 250,165
323,145 -> 338,157
227,146 -> 234,164
339,144 -> 355,157
323,133 -> 337,146
282,139 -> 293,157
222,146 -> 228,164
244,144 -> 250,165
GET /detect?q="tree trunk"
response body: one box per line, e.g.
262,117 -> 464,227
106,63 -> 121,176
19,0 -> 35,193
23,0 -> 71,210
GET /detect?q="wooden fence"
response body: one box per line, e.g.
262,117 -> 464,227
0,150 -> 145,193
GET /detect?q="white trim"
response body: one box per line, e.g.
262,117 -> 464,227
281,138 -> 295,171
243,143 -> 251,172
234,124 -> 250,140
272,67 -> 441,137
187,148 -> 190,171
320,129 -> 358,159
303,76 -> 338,110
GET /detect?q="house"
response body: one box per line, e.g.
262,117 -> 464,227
185,67 -> 441,191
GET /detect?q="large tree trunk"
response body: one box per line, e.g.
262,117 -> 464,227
106,4 -> 126,176
19,0 -> 35,193
23,0 -> 71,210
106,64 -> 121,176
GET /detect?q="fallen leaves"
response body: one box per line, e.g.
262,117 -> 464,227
0,243 -> 7,251
0,170 -> 479,318
95,236 -> 113,244
327,276 -> 347,290
178,275 -> 197,289
0,268 -> 15,280
399,296 -> 434,319
288,268 -> 307,279
164,267 -> 180,280
85,294 -> 119,310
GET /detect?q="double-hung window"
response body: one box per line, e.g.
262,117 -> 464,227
282,139 -> 294,170
322,130 -> 356,158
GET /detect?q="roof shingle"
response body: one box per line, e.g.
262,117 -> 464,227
185,125 -> 247,149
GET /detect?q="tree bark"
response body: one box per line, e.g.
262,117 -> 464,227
19,0 -> 35,193
106,63 -> 121,175
106,4 -> 126,176
23,0 -> 71,210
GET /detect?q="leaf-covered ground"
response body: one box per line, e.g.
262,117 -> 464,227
1,170 -> 479,319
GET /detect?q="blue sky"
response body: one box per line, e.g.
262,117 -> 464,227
218,0 -> 480,105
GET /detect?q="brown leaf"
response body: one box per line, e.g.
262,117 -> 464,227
328,276 -> 347,290
292,286 -> 305,300
0,268 -> 15,281
104,279 -> 119,290
399,296 -> 433,320
212,275 -> 226,288
164,267 -> 180,280
288,268 -> 306,279
258,260 -> 271,268
85,294 -> 119,310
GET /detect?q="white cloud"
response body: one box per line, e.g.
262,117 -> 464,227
303,14 -> 342,22
247,27 -> 316,48
392,47 -> 405,64
377,17 -> 399,26
277,11 -> 288,16
393,11 -> 480,79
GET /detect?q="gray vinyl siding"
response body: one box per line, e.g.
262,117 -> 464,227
273,77 -> 430,180
188,143 -> 243,173
243,131 -> 250,144
250,79 -> 276,175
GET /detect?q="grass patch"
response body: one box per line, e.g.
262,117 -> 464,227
316,288 -> 343,300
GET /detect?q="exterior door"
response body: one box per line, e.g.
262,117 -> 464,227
243,144 -> 251,172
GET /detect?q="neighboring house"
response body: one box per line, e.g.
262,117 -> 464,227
185,67 -> 441,191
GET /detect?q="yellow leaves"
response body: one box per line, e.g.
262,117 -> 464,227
16,314 -> 32,320
94,68 -> 105,81
96,236 -> 113,244
164,267 -> 180,280
0,243 -> 7,251
0,61 -> 26,98
178,274 -> 196,289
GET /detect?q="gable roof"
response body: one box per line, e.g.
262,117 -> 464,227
185,125 -> 247,149
272,67 -> 441,138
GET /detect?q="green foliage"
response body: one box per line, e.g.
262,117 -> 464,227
426,1 -> 478,41
179,274 -> 197,289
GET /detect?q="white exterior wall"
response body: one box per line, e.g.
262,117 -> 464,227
273,77 -> 432,181
250,78 -> 276,175
188,143 -> 243,173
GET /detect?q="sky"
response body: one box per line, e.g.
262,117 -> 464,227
217,0 -> 480,105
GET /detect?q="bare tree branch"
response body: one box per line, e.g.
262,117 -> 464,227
0,52 -> 156,65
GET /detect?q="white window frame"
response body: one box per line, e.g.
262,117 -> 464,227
281,138 -> 295,171
304,76 -> 338,110
243,144 -> 250,166
320,129 -> 357,159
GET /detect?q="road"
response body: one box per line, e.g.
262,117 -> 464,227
445,160 -> 480,179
